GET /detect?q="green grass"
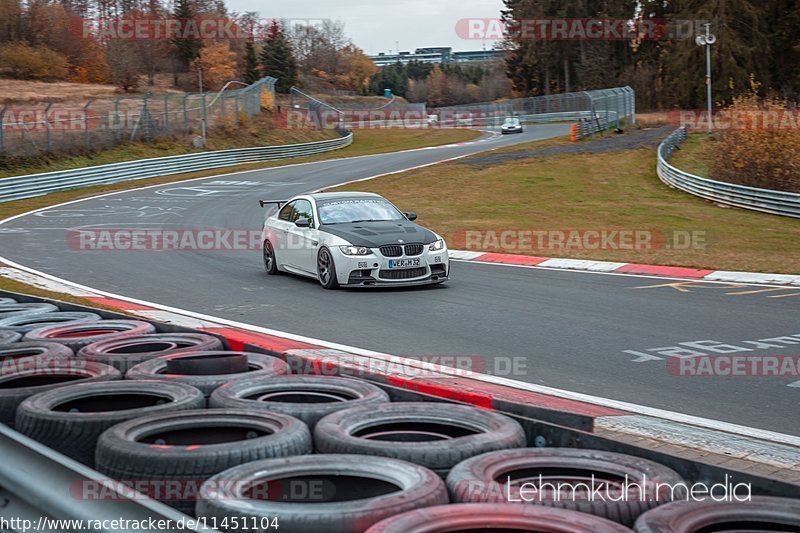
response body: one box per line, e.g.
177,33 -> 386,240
668,133 -> 713,177
0,128 -> 480,221
0,270 -> 133,314
334,137 -> 800,274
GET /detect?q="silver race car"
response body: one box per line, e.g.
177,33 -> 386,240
501,116 -> 524,134
260,192 -> 449,289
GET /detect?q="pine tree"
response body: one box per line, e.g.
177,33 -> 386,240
661,0 -> 771,107
243,41 -> 260,84
260,20 -> 298,93
172,0 -> 202,70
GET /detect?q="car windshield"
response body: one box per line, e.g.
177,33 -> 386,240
504,118 -> 520,126
317,198 -> 405,225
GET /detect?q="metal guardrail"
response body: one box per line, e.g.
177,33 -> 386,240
657,128 -> 800,219
0,132 -> 353,203
0,424 -> 213,532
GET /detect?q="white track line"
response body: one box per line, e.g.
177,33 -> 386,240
1,128 -> 798,448
1,262 -> 798,448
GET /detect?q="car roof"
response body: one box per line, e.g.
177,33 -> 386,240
309,192 -> 383,201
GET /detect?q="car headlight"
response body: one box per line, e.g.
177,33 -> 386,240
428,239 -> 445,252
339,245 -> 372,256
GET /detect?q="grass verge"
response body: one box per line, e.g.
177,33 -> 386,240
0,128 -> 480,221
334,136 -> 800,274
0,115 -> 342,179
668,133 -> 713,177
0,266 -> 130,314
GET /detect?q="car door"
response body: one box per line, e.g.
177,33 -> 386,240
284,199 -> 317,273
271,201 -> 297,267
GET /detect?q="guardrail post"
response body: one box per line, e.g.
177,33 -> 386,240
0,105 -> 6,153
163,94 -> 170,135
44,103 -> 53,152
113,98 -> 123,143
83,100 -> 93,151
182,95 -> 188,133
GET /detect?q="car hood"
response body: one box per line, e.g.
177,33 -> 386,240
320,221 -> 439,248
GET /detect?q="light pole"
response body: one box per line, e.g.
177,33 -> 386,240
197,66 -> 207,146
695,23 -> 717,134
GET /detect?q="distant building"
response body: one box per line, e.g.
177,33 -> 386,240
370,47 -> 502,67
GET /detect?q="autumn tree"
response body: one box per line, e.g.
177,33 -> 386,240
192,41 -> 236,90
0,42 -> 69,79
260,20 -> 298,93
336,45 -> 377,94
107,40 -> 142,91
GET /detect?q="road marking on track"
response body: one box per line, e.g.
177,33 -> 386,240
451,258 -> 800,289
2,126 -> 797,447
1,260 -> 798,448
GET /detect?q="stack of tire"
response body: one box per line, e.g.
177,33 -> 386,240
2,297 -> 799,532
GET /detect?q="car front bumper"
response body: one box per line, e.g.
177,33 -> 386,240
332,246 -> 450,288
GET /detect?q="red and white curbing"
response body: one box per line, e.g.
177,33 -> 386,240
449,250 -> 800,286
2,264 -> 799,475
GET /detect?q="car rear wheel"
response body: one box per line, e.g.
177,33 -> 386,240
317,248 -> 339,290
263,240 -> 279,275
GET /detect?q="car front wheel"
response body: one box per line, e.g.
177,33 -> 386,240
317,248 -> 340,290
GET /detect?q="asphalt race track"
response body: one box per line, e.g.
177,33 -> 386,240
1,124 -> 799,436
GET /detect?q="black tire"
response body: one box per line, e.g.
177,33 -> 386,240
0,303 -> 58,320
210,375 -> 390,428
0,312 -> 101,334
126,352 -> 289,396
314,402 -> 526,477
78,333 -> 224,373
367,503 -> 634,532
447,448 -> 687,526
634,496 -> 800,532
196,454 -> 449,532
317,247 -> 339,290
24,320 -> 156,351
0,360 -> 121,427
0,341 -> 74,373
263,240 -> 280,275
15,380 -> 205,466
165,351 -> 249,375
95,409 -> 312,514
0,330 -> 22,344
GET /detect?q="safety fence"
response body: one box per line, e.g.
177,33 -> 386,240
0,77 -> 277,158
0,131 -> 352,203
657,127 -> 800,218
286,87 -> 634,133
434,87 -> 634,132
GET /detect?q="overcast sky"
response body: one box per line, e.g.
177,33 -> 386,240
224,0 -> 505,53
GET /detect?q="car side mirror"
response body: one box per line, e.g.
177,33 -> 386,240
404,212 -> 418,221
295,218 -> 312,228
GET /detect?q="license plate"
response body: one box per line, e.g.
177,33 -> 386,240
388,258 -> 421,269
